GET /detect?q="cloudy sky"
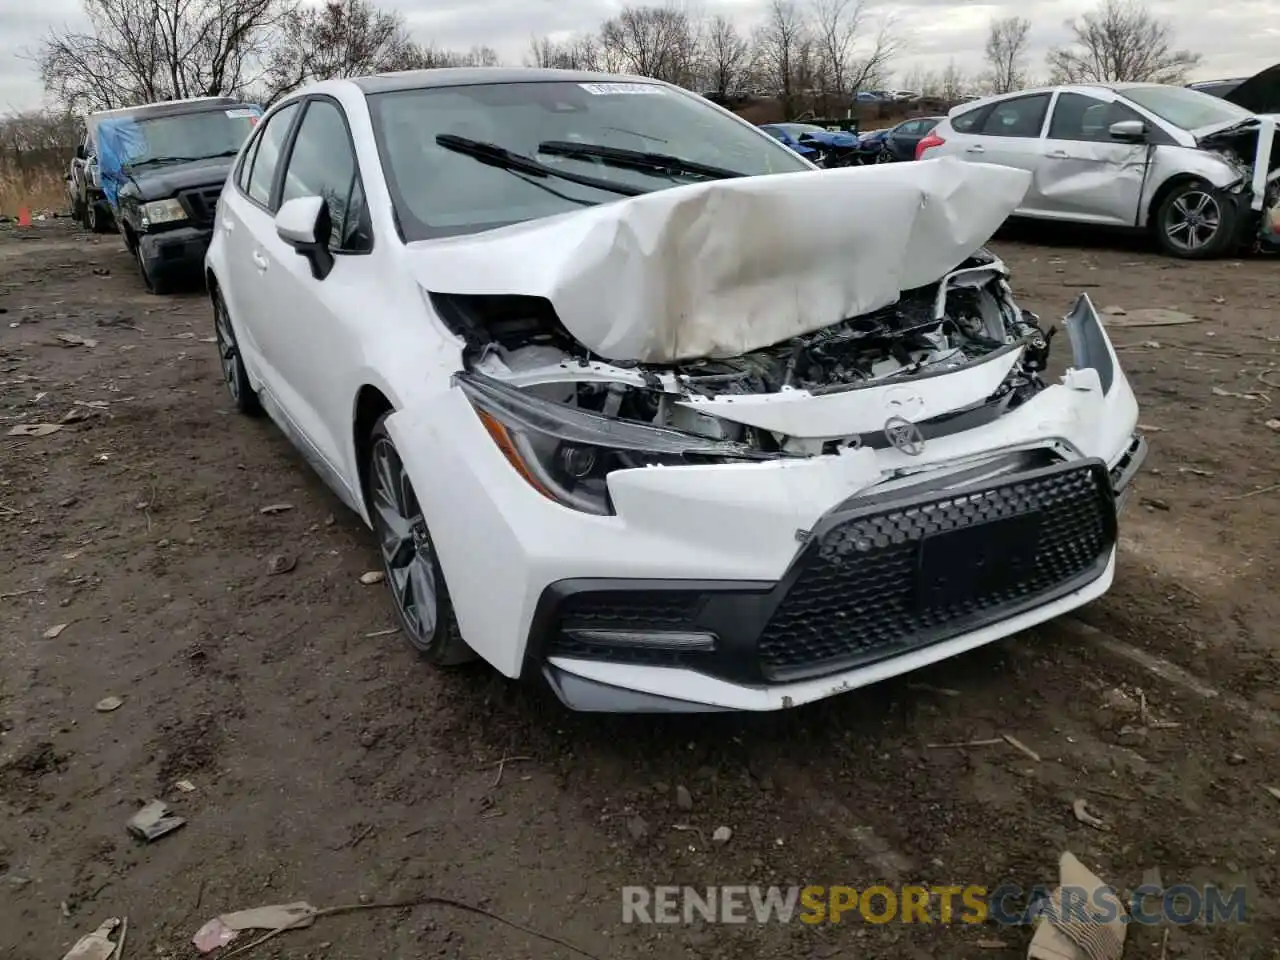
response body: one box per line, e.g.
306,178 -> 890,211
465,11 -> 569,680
3,0 -> 1278,111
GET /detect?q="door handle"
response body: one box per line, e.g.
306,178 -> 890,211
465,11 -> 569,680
1048,150 -> 1070,159
965,145 -> 985,154
221,216 -> 234,231
251,251 -> 268,272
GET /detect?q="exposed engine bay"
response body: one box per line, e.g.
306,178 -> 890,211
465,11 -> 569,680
1198,117 -> 1280,246
437,250 -> 1056,480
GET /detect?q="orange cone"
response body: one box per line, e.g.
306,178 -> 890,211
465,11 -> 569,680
16,207 -> 31,228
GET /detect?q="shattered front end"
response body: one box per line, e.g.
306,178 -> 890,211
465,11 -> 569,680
396,158 -> 1146,712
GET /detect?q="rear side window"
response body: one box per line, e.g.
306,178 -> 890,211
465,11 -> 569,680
979,94 -> 1051,138
236,130 -> 263,193
246,101 -> 301,208
951,104 -> 992,133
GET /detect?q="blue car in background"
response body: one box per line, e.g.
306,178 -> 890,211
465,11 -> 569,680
758,122 -> 860,165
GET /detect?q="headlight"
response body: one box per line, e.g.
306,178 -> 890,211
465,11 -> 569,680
142,198 -> 187,225
456,372 -> 771,516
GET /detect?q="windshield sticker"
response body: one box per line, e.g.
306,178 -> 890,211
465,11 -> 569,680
578,82 -> 665,96
225,108 -> 261,118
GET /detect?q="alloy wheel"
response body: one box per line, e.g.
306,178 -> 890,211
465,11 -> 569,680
369,437 -> 438,649
1164,190 -> 1221,254
876,148 -> 893,164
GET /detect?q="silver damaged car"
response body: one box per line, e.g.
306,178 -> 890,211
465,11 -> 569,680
919,82 -> 1280,259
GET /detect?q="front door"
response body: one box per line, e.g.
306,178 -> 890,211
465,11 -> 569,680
246,95 -> 377,475
1033,91 -> 1150,225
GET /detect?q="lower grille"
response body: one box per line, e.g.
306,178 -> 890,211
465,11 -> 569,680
547,592 -> 707,667
757,459 -> 1116,681
178,185 -> 222,227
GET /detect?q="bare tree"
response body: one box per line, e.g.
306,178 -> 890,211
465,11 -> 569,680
939,59 -> 968,101
754,0 -> 808,116
36,0 -> 292,111
414,44 -> 500,68
899,65 -> 940,98
811,0 -> 860,99
1046,0 -> 1201,84
599,6 -> 700,86
262,0 -> 417,102
703,15 -> 750,95
528,34 -> 605,72
984,16 -> 1030,94
845,14 -> 902,96
811,0 -> 901,104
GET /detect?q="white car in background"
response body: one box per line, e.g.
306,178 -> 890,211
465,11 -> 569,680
917,82 -> 1280,259
205,68 -> 1145,713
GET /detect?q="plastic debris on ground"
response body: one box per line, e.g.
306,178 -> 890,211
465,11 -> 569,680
61,917 -> 126,960
126,799 -> 186,842
1027,853 -> 1126,960
192,902 -> 318,953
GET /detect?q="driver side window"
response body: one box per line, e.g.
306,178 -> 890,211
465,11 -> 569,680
279,99 -> 371,253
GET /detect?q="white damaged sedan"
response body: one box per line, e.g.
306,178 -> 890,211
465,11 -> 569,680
205,68 -> 1146,713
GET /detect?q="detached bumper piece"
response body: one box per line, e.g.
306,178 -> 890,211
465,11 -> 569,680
1108,433 -> 1148,509
537,457 -> 1118,688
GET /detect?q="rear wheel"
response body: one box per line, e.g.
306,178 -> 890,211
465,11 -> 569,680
87,200 -> 113,234
366,416 -> 475,666
1154,180 -> 1238,259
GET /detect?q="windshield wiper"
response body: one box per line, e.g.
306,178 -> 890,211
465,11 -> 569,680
537,141 -> 746,181
128,150 -> 239,168
127,155 -> 199,167
434,134 -> 644,198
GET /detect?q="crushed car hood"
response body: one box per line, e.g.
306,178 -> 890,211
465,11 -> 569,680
409,156 -> 1032,364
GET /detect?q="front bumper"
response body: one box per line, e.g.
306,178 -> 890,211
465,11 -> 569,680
536,449 -> 1141,712
138,225 -> 213,277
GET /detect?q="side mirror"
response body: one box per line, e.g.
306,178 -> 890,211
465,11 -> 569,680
75,144 -> 86,159
1109,120 -> 1146,142
275,196 -> 334,280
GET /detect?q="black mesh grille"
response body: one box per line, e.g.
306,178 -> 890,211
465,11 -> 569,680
179,186 -> 222,226
757,460 -> 1116,681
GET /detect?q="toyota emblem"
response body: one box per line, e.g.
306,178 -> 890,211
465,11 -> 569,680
884,416 -> 926,455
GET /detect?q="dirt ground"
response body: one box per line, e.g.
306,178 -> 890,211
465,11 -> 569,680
1,217 -> 1278,960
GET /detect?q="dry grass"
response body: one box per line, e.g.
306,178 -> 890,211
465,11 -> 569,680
0,162 -> 67,217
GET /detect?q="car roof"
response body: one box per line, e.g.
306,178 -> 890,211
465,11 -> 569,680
87,97 -> 248,129
350,67 -> 667,95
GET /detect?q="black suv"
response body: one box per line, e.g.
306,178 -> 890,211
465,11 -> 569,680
98,97 -> 262,293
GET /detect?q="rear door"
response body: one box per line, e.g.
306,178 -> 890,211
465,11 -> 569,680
1033,91 -> 1151,225
967,93 -> 1053,177
923,102 -> 993,160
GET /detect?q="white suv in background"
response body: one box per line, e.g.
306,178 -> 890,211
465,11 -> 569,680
917,83 -> 1280,259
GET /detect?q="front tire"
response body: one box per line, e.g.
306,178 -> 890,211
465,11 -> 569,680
1154,180 -> 1238,260
135,243 -> 174,294
211,290 -> 261,416
366,416 -> 475,666
876,147 -> 894,164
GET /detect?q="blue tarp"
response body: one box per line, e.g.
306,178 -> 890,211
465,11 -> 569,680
96,117 -> 147,210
